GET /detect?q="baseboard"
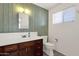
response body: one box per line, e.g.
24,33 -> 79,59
43,52 -> 49,56
53,50 -> 65,56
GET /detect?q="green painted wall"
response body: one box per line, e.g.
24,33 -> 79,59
0,3 -> 48,36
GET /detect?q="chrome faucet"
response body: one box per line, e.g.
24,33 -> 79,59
28,32 -> 30,37
22,35 -> 26,38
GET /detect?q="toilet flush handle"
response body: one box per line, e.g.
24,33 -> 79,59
55,38 -> 58,42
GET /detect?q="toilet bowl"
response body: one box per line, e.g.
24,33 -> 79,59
42,36 -> 54,56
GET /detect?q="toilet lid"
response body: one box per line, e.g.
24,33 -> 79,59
44,42 -> 54,47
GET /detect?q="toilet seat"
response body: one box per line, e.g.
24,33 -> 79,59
44,42 -> 54,49
44,42 -> 54,46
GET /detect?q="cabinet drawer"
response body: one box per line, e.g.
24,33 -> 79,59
18,41 -> 34,49
4,44 -> 18,52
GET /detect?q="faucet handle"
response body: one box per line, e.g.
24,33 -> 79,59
28,32 -> 30,37
22,35 -> 26,38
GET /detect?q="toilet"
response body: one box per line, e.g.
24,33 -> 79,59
42,36 -> 54,56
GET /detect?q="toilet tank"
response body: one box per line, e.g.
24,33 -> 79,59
41,36 -> 48,43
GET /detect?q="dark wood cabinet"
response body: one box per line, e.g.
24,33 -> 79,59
0,39 -> 43,56
3,44 -> 18,56
27,46 -> 34,56
18,41 -> 34,56
0,47 -> 4,56
34,39 -> 43,56
4,51 -> 19,56
19,48 -> 28,56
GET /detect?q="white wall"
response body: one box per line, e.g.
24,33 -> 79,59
48,3 -> 79,56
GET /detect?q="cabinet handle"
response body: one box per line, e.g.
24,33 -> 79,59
26,48 -> 27,51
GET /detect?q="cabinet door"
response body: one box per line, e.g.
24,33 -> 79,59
0,47 -> 4,56
4,51 -> 19,56
10,51 -> 19,56
19,46 -> 34,56
18,41 -> 34,56
3,44 -> 19,56
27,46 -> 34,56
19,48 -> 28,56
34,39 -> 43,56
34,45 -> 43,56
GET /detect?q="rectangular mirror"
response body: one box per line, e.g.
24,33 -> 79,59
18,13 -> 29,29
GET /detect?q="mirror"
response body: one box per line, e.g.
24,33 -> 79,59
18,13 -> 29,29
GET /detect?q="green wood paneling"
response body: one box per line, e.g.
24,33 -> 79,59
0,4 -> 4,33
8,4 -> 13,32
0,3 -> 48,36
12,4 -> 19,32
3,3 -> 9,32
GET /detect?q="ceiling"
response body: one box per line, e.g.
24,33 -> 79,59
34,3 -> 57,10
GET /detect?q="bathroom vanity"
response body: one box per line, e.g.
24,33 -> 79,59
0,37 -> 43,56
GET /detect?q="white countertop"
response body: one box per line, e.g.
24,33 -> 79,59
0,36 -> 43,46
